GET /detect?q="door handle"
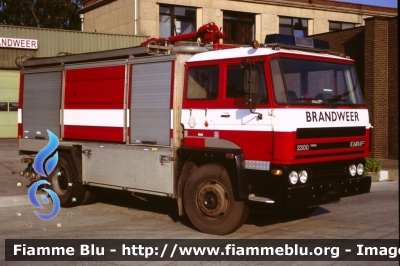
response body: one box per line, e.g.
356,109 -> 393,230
221,114 -> 230,118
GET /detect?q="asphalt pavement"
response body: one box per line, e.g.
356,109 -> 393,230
0,138 -> 398,266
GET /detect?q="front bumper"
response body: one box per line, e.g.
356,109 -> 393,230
285,175 -> 371,208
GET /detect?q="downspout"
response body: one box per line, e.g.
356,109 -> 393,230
80,14 -> 85,32
134,0 -> 137,35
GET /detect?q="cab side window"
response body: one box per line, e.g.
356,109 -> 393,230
226,65 -> 245,98
186,66 -> 219,100
226,63 -> 267,103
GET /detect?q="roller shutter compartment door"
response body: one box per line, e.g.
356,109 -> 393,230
130,60 -> 172,146
22,72 -> 61,139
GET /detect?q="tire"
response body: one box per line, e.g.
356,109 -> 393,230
47,153 -> 86,207
81,189 -> 97,205
183,163 -> 249,235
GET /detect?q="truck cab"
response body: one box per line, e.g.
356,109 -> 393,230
179,35 -> 371,230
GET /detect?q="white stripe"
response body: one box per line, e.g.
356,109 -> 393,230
171,109 -> 174,130
18,109 -> 22,123
127,110 -> 129,127
63,109 -> 174,129
273,108 -> 371,131
181,108 -> 371,132
64,109 -> 124,127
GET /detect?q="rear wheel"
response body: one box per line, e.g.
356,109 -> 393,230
183,163 -> 249,235
48,153 -> 86,207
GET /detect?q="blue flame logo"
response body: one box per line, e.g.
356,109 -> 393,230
28,180 -> 60,220
33,130 -> 59,177
28,130 -> 60,221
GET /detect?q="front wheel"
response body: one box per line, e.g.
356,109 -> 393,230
183,163 -> 249,235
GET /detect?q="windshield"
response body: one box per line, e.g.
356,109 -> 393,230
271,57 -> 364,106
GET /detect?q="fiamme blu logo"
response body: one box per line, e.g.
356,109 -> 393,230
28,130 -> 61,221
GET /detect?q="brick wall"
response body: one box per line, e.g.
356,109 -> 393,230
387,18 -> 398,159
311,27 -> 365,92
366,18 -> 389,158
311,17 -> 398,159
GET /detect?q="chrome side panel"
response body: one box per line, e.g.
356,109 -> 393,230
82,142 -> 174,196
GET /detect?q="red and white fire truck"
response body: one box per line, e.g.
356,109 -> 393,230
19,22 -> 372,235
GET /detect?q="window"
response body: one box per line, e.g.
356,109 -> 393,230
187,66 -> 219,100
271,58 -> 364,105
226,64 -> 267,103
159,5 -> 196,38
223,11 -> 255,44
0,102 -> 7,111
329,21 -> 356,32
279,17 -> 308,37
9,102 -> 18,111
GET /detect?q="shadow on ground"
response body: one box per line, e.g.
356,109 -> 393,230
88,186 -> 331,233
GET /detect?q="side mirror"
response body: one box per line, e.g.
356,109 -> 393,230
244,68 -> 261,106
246,94 -> 261,107
242,62 -> 263,119
244,69 -> 258,93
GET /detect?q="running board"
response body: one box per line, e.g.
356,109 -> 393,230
248,194 -> 275,203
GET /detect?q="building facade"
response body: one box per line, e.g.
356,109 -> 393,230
0,25 -> 147,138
79,0 -> 397,44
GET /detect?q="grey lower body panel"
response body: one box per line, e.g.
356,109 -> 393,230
82,142 -> 174,196
19,138 -> 74,153
19,139 -> 175,196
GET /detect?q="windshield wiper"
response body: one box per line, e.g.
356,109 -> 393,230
294,97 -> 334,108
327,77 -> 360,108
295,97 -> 315,101
327,97 -> 358,109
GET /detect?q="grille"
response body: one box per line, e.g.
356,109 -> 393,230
308,164 -> 347,184
297,127 -> 366,139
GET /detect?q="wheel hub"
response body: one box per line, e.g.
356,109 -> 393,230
197,182 -> 229,218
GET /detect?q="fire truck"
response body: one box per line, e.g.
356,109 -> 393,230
18,22 -> 372,235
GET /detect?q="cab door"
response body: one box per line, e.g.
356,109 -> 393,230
181,64 -> 220,147
214,60 -> 274,164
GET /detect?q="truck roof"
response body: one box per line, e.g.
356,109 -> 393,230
188,46 -> 353,63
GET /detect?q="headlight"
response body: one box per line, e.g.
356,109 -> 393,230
289,171 -> 298,184
357,164 -> 364,176
299,170 -> 308,183
349,164 -> 356,176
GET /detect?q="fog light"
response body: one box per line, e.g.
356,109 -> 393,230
299,170 -> 308,183
357,164 -> 364,176
271,169 -> 283,175
289,171 -> 298,184
349,165 -> 356,176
